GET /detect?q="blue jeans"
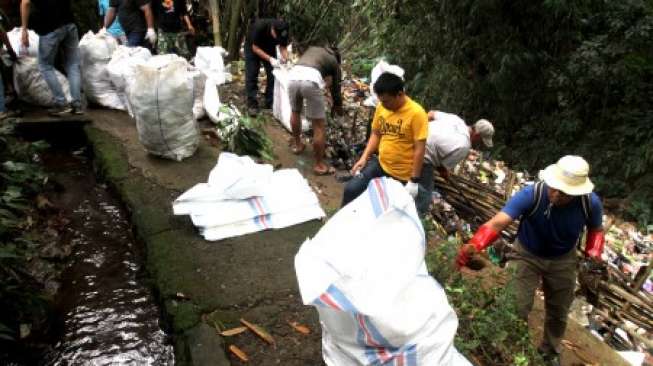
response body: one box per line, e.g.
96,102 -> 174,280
341,156 -> 434,217
37,23 -> 81,108
127,31 -> 146,47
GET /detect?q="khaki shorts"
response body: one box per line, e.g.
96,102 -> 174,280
287,80 -> 326,119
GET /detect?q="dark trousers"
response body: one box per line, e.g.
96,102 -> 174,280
341,156 -> 433,216
244,47 -> 274,108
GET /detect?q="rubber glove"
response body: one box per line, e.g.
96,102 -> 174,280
269,57 -> 281,68
405,181 -> 419,198
456,224 -> 499,268
584,229 -> 605,261
145,28 -> 157,45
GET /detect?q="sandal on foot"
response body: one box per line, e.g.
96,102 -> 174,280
314,166 -> 336,176
291,143 -> 306,154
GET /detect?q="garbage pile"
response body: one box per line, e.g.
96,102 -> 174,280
173,152 -> 325,241
430,152 -> 653,357
295,177 -> 471,365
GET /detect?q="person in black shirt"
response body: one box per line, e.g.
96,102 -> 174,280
20,0 -> 83,116
244,18 -> 289,116
155,0 -> 194,58
104,0 -> 156,48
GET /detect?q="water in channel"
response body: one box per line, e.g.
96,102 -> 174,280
42,146 -> 174,365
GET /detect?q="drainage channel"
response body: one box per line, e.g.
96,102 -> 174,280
25,124 -> 174,365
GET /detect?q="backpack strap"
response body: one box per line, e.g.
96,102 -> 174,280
528,181 -> 545,217
581,194 -> 591,225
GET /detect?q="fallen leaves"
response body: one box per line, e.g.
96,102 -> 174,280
288,321 -> 310,335
220,326 -> 248,337
240,318 -> 275,346
228,345 -> 249,362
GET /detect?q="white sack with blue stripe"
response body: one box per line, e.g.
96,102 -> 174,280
295,177 -> 471,366
172,152 -> 325,240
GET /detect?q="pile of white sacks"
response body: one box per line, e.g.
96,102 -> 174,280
295,177 -> 472,366
173,152 -> 325,241
5,29 -> 232,161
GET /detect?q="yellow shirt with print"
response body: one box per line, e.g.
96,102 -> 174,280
371,97 -> 428,181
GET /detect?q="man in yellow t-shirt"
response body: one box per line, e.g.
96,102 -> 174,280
341,72 -> 430,214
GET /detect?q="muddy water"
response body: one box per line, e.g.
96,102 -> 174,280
42,148 -> 174,365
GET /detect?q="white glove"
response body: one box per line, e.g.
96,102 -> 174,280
405,181 -> 419,198
145,28 -> 157,45
269,57 -> 281,68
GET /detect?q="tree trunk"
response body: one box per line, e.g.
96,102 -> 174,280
208,0 -> 222,46
227,0 -> 244,60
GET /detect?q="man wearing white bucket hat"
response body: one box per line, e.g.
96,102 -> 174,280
456,155 -> 604,366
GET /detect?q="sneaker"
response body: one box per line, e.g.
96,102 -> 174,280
71,106 -> 84,115
48,105 -> 73,117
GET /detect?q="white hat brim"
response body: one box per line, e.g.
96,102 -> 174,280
538,164 -> 594,196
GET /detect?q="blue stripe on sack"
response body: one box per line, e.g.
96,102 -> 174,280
405,344 -> 417,366
362,315 -> 393,348
326,285 -> 357,312
367,180 -> 383,217
246,199 -> 264,229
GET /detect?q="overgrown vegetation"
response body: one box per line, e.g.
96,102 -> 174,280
426,238 -> 545,366
0,121 -> 50,360
281,0 -> 653,226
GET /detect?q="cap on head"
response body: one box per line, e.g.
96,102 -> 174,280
538,155 -> 594,196
473,119 -> 494,147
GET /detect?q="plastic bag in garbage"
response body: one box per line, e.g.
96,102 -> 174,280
79,31 -> 125,110
6,27 -> 38,57
295,177 -> 471,365
13,58 -> 72,107
363,60 -> 405,107
126,54 -> 199,161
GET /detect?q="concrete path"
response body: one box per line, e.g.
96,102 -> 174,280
85,108 -> 336,365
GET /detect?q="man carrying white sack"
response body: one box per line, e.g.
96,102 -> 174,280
20,0 -> 83,116
296,176 -> 471,365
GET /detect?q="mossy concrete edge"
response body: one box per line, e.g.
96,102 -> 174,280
83,125 -> 228,366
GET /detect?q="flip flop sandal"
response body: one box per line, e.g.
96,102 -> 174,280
314,166 -> 336,176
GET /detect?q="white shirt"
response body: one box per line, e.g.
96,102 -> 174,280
288,65 -> 325,89
425,111 -> 471,169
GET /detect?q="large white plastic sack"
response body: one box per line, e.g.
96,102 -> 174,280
79,31 -> 125,110
272,68 -> 310,132
203,78 -> 223,124
295,177 -> 471,365
363,60 -> 405,107
6,27 -> 39,57
107,46 -> 152,114
13,57 -> 72,107
206,152 -> 272,199
172,155 -> 325,241
194,46 -> 231,84
126,54 -> 199,161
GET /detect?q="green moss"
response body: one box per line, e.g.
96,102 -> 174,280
166,299 -> 201,332
84,126 -> 130,181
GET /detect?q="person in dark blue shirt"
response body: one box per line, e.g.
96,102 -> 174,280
456,155 -> 605,366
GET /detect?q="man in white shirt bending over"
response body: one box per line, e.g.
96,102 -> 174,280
418,110 -> 494,212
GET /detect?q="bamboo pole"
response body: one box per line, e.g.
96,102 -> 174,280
208,0 -> 222,46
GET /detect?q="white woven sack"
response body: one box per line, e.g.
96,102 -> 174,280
295,177 -> 472,365
126,54 -> 199,161
79,31 -> 125,110
272,68 -> 309,132
6,27 -> 38,57
13,57 -> 71,107
106,45 -> 152,114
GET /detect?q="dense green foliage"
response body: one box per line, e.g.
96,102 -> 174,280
284,0 -> 653,223
426,238 -> 544,365
0,122 -> 49,354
